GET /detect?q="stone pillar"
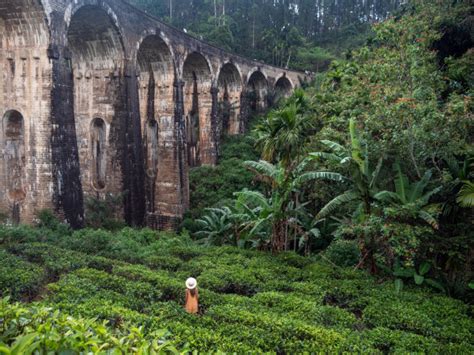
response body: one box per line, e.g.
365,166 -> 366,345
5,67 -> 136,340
209,85 -> 219,163
121,63 -> 146,226
49,44 -> 84,228
239,89 -> 251,134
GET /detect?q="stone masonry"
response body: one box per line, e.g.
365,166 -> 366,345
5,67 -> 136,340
0,0 -> 307,229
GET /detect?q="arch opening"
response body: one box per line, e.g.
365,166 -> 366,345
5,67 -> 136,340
217,63 -> 242,135
67,5 -> 124,70
247,71 -> 268,113
137,35 -> 174,182
90,118 -> 107,190
2,110 -> 26,202
275,76 -> 293,102
0,0 -> 50,49
183,52 -> 212,167
66,5 -> 125,198
144,118 -> 159,178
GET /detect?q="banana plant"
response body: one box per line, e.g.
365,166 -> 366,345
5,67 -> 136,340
241,158 -> 344,252
195,207 -> 235,246
375,164 -> 441,229
309,118 -> 383,221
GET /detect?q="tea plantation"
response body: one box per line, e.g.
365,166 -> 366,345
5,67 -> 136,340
1,225 -> 473,353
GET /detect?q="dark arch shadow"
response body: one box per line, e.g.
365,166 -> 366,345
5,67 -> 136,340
217,63 -> 242,135
182,52 -> 212,167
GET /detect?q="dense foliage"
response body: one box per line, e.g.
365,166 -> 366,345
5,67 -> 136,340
1,1 -> 473,352
127,0 -> 402,70
193,0 -> 474,298
1,224 -> 473,353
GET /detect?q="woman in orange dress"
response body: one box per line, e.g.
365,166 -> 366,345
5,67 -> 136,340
185,277 -> 198,314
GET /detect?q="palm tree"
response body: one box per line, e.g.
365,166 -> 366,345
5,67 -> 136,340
375,164 -> 442,229
254,95 -> 315,172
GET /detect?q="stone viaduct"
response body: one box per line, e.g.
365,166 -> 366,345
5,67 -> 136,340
0,0 -> 307,229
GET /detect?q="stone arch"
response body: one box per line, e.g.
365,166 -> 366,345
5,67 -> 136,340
247,70 -> 269,113
66,4 -> 125,199
0,0 -> 50,49
137,34 -> 174,176
217,63 -> 243,135
2,110 -> 26,203
182,52 -> 213,166
67,5 -> 125,70
274,76 -> 293,102
90,117 -> 107,190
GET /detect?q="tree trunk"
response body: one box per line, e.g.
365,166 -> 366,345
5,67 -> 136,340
271,219 -> 287,253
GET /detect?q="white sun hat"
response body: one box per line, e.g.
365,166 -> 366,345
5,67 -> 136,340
185,277 -> 197,290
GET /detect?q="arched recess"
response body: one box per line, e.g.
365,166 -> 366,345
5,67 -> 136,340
275,76 -> 293,102
182,52 -> 212,167
90,118 -> 107,190
0,0 -> 51,224
2,110 -> 26,203
66,5 -> 125,199
137,34 -> 176,217
217,63 -> 242,135
137,35 -> 174,175
247,71 -> 269,113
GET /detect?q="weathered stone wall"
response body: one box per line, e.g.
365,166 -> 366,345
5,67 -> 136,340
0,0 -> 54,224
0,0 -> 308,229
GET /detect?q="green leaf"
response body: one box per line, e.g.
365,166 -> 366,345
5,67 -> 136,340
317,191 -> 358,219
10,333 -> 38,355
393,268 -> 415,278
414,274 -> 424,285
394,278 -> 403,293
295,171 -> 345,186
419,262 -> 431,276
457,180 -> 474,207
0,344 -> 11,355
394,163 -> 409,204
425,279 -> 446,293
418,210 -> 439,230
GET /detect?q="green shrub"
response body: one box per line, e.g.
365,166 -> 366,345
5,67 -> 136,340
1,225 -> 473,353
0,297 -> 181,353
325,239 -> 361,267
0,250 -> 45,300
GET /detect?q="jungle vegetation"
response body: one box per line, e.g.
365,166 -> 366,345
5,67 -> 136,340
0,0 -> 473,353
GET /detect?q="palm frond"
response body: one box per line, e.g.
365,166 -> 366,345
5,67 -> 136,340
457,180 -> 474,207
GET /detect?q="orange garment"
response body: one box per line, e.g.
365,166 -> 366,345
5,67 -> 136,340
185,288 -> 199,314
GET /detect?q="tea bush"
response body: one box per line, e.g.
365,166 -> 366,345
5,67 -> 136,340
324,239 -> 361,267
0,226 -> 473,353
0,298 -> 181,354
